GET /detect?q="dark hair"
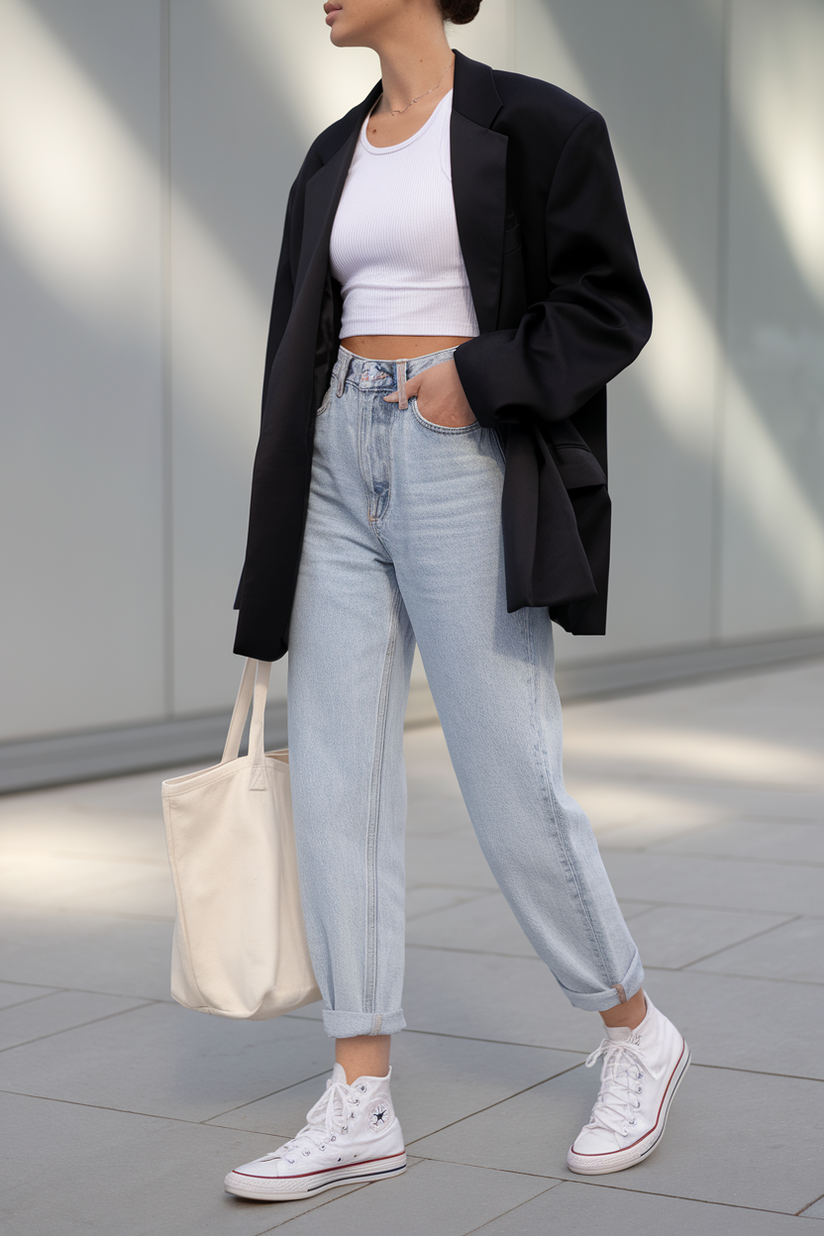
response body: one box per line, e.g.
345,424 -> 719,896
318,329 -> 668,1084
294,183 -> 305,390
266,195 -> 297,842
439,0 -> 482,24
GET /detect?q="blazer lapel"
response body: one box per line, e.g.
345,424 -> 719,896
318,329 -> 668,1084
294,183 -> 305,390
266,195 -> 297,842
295,84 -> 382,296
293,54 -> 507,333
451,51 -> 507,333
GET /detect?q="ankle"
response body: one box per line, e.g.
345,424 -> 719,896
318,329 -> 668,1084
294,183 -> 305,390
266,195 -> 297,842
600,988 -> 647,1032
335,1034 -> 392,1086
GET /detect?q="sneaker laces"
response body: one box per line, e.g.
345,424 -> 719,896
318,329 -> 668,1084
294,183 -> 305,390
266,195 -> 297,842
583,1036 -> 647,1136
261,1076 -> 363,1164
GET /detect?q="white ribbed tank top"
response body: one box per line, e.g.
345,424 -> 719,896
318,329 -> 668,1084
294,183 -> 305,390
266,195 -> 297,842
329,91 -> 480,339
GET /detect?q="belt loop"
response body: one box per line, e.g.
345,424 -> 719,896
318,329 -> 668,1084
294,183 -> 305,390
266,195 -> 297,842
396,359 -> 408,410
336,352 -> 351,396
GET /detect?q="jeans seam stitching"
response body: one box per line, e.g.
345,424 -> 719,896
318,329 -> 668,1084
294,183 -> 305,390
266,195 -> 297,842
523,609 -> 616,992
364,585 -> 403,1017
410,399 -> 480,435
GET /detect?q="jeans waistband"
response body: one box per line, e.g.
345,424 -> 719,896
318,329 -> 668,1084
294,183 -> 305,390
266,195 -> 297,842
333,344 -> 459,409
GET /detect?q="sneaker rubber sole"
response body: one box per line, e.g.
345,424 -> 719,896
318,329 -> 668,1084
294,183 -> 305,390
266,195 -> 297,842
224,1151 -> 407,1201
566,1041 -> 690,1176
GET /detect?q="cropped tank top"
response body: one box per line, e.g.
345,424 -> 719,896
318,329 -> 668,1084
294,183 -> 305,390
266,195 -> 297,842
329,90 -> 480,338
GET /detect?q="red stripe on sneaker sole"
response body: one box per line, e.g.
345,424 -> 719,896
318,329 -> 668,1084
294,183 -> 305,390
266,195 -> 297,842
234,1150 -> 405,1183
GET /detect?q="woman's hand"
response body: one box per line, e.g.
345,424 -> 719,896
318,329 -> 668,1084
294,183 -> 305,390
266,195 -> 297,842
383,359 -> 476,427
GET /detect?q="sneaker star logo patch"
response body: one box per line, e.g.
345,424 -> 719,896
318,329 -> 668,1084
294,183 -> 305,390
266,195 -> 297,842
370,1104 -> 389,1132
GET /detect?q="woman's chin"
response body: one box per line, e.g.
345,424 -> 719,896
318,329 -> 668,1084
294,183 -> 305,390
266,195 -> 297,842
329,27 -> 358,48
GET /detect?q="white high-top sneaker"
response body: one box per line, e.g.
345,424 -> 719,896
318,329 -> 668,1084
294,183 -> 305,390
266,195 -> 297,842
224,1064 -> 406,1201
567,995 -> 689,1175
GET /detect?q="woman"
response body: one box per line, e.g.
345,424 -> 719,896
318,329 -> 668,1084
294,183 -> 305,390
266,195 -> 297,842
225,0 -> 688,1202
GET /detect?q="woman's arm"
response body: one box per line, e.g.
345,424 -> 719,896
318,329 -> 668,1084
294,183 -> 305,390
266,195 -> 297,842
453,110 -> 652,429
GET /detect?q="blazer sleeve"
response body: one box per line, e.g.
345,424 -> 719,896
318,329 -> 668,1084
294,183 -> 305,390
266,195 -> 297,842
453,110 -> 652,429
260,177 -> 299,414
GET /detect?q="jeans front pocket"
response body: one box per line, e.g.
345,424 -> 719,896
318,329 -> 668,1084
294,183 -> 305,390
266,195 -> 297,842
316,385 -> 333,417
410,396 -> 481,435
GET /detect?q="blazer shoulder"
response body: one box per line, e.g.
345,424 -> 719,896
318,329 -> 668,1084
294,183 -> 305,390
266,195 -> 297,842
307,90 -> 377,165
490,67 -> 600,137
283,103 -> 359,196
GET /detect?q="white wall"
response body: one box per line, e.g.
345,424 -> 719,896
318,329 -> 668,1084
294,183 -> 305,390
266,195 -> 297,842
0,0 -> 822,763
0,0 -> 166,740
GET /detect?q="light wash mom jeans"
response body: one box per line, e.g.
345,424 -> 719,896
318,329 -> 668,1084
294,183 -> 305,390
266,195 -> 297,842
287,345 -> 644,1039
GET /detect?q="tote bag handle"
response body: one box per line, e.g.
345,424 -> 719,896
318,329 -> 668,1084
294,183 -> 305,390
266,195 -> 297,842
220,658 -> 272,789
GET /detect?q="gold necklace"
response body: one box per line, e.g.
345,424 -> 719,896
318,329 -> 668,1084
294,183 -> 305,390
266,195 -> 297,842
385,58 -> 454,117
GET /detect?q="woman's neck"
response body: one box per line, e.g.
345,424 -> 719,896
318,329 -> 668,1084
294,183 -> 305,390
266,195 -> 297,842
372,28 -> 454,118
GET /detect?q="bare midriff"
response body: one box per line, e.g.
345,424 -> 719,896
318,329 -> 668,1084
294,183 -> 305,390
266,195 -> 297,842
340,335 -> 474,360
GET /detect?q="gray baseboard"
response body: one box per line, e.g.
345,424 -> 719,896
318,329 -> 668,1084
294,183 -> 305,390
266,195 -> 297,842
1,634 -> 822,795
0,704 -> 290,797
554,629 -> 824,701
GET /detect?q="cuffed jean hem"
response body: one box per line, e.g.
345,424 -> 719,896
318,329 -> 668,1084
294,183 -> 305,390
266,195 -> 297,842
321,1009 -> 407,1039
559,954 -> 645,1013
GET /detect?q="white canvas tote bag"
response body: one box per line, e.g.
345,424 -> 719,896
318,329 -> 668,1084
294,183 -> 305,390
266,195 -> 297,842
161,659 -> 320,1019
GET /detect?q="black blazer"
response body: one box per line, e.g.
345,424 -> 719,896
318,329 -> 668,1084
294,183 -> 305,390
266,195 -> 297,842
234,50 -> 652,661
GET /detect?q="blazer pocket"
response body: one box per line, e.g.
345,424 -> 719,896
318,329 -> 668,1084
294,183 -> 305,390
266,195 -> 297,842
550,444 -> 606,490
503,221 -> 522,254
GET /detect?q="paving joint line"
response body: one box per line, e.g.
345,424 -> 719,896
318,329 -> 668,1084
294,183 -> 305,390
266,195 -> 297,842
0,1087 -> 325,1131
600,846 -> 824,869
0,989 -> 65,1012
203,1070 -> 332,1123
797,1192 -> 824,1216
616,899 -> 820,919
689,1061 -> 824,1084
405,1061 -> 586,1147
0,982 -> 175,1003
674,914 -> 805,968
0,999 -> 160,1053
557,1176 -> 812,1216
463,1181 -> 563,1234
675,967 -> 824,988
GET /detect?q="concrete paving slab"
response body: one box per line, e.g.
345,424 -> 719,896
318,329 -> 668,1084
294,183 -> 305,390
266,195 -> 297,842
207,1031 -> 583,1143
561,715 -> 824,788
43,764 -> 197,815
472,1178 -> 814,1235
0,979 -> 59,1010
407,896 -> 795,972
0,999 -> 333,1121
405,886 -> 491,920
601,848 -> 824,915
622,905 -> 794,970
405,891 -> 537,958
578,780 -> 824,824
2,658 -> 821,1231
404,830 -> 499,890
672,785 -> 824,822
566,778 -> 727,840
651,818 -> 824,863
0,909 -> 177,1000
406,802 -> 471,838
0,851 -> 171,909
0,1092 -> 364,1236
409,1062 -> 608,1181
639,969 -> 821,1078
242,1158 -> 557,1235
690,916 -> 824,984
61,869 -> 177,918
0,989 -> 152,1051
0,801 -> 169,862
618,899 -> 660,921
402,945 -> 597,1051
404,947 -> 821,1078
562,661 -> 824,732
410,1063 -> 824,1214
